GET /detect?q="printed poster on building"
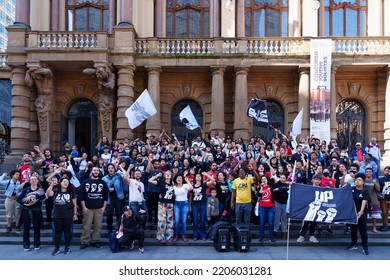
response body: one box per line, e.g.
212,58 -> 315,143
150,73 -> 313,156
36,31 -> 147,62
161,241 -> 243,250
310,39 -> 332,143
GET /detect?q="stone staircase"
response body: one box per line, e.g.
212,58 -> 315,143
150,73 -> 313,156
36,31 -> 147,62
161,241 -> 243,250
1,180 -> 389,248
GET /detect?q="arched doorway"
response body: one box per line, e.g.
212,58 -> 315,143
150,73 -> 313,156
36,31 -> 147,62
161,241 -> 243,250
61,99 -> 98,156
253,100 -> 284,143
171,100 -> 203,142
336,99 -> 366,152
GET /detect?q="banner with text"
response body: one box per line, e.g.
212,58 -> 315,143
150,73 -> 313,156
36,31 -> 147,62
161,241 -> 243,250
289,183 -> 357,224
310,39 -> 332,143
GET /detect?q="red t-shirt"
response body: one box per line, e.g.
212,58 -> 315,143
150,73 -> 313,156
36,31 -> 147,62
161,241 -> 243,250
259,185 -> 275,208
320,177 -> 336,188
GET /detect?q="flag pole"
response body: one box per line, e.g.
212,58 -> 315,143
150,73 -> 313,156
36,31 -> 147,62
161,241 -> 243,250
286,161 -> 296,260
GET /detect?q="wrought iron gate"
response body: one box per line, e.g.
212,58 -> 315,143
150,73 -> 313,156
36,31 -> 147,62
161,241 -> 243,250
336,99 -> 366,153
253,100 -> 284,143
171,100 -> 203,142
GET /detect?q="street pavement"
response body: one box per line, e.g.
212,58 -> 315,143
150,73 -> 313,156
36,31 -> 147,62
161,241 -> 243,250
0,243 -> 389,260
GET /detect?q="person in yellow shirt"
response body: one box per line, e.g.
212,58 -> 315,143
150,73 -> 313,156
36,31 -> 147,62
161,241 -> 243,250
230,168 -> 259,224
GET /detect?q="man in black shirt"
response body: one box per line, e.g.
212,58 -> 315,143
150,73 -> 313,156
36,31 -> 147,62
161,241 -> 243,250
117,205 -> 146,253
78,166 -> 109,249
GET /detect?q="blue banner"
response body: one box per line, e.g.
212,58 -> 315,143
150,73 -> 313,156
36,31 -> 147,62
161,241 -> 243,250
289,183 -> 357,224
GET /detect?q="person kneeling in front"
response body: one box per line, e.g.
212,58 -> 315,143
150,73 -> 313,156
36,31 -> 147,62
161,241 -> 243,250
117,206 -> 146,253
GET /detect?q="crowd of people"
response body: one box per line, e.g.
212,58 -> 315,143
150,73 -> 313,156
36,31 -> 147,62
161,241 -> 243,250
0,129 -> 389,256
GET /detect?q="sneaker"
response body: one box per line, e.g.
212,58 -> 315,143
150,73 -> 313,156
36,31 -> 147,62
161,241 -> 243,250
130,240 -> 135,250
346,244 -> 358,250
80,244 -> 89,249
296,236 -> 305,242
16,227 -> 22,234
326,228 -> 334,236
64,247 -> 71,254
6,227 -> 11,233
23,247 -> 31,252
34,246 -> 41,251
380,226 -> 390,232
309,236 -> 319,243
139,247 -> 145,253
91,242 -> 102,248
52,249 -> 61,256
362,249 -> 369,255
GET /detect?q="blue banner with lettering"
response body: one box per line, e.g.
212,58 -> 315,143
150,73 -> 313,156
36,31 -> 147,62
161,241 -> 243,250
289,183 -> 357,224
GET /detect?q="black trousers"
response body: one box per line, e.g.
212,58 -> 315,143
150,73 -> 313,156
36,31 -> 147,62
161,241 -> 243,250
299,221 -> 317,237
118,228 -> 144,248
350,212 -> 368,250
146,192 -> 160,224
53,217 -> 73,248
21,208 -> 42,248
106,198 -> 125,231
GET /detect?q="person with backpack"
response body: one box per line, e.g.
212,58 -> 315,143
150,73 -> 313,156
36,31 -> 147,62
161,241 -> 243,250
46,178 -> 78,256
0,171 -> 25,234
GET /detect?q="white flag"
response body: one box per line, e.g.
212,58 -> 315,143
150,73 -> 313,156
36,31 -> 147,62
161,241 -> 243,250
125,89 -> 157,129
290,108 -> 303,149
179,105 -> 200,130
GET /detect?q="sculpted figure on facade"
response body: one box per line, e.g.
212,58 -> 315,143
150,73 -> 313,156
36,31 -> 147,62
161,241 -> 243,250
83,66 -> 116,137
83,66 -> 116,90
25,67 -> 55,133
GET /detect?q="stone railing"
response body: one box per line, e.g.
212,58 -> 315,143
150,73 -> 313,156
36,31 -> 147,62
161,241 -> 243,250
15,31 -> 390,56
0,53 -> 7,68
136,37 -> 390,56
333,37 -> 390,54
27,31 -> 109,49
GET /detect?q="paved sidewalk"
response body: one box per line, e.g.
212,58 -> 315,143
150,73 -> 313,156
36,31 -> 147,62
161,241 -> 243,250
0,244 -> 389,260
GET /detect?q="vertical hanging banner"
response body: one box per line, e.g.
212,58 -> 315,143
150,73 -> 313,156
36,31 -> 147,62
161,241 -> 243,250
310,39 -> 332,144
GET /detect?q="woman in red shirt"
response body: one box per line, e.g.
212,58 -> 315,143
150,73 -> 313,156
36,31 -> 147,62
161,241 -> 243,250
257,175 -> 276,244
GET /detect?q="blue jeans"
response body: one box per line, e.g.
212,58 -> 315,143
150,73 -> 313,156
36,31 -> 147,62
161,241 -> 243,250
259,206 -> 276,241
174,201 -> 189,237
192,202 -> 206,239
235,203 -> 252,225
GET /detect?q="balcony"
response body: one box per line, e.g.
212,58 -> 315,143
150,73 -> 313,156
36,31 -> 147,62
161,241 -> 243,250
3,31 -> 390,69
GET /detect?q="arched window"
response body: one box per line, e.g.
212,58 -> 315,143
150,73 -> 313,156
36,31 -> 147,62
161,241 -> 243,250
166,0 -> 210,38
245,0 -> 288,37
324,0 -> 367,36
66,0 -> 110,32
336,99 -> 366,152
252,100 -> 284,143
171,100 -> 203,141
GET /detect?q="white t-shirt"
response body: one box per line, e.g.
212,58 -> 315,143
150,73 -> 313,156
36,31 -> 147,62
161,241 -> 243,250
128,179 -> 145,202
174,184 -> 191,202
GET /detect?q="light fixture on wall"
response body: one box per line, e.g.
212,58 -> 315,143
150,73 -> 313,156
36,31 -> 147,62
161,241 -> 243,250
225,0 -> 234,11
312,0 -> 320,10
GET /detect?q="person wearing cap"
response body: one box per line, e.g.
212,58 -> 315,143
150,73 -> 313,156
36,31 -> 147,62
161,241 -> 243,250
117,206 -> 146,253
350,142 -> 366,163
347,173 -> 370,255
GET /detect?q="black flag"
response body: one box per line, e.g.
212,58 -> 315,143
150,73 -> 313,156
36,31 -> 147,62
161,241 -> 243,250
246,98 -> 268,123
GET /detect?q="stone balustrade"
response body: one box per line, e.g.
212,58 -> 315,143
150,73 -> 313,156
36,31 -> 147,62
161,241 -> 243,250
5,31 -> 390,57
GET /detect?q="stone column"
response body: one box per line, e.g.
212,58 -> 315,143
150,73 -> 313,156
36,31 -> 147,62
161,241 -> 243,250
120,0 -> 133,24
109,0 -> 116,33
146,66 -> 162,136
50,0 -> 60,31
210,66 -> 226,137
298,67 -> 310,136
318,0 -> 325,36
15,0 -> 31,27
330,66 -> 338,139
213,0 -> 221,37
155,0 -> 163,37
236,0 -> 245,37
382,67 -> 390,168
10,66 -> 31,154
233,67 -> 250,141
116,65 -> 136,141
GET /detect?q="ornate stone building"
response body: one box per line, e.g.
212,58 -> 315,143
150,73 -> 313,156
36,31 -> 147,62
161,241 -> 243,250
1,0 -> 390,168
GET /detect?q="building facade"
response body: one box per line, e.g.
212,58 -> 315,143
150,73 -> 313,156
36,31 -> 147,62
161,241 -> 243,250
1,0 -> 390,168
